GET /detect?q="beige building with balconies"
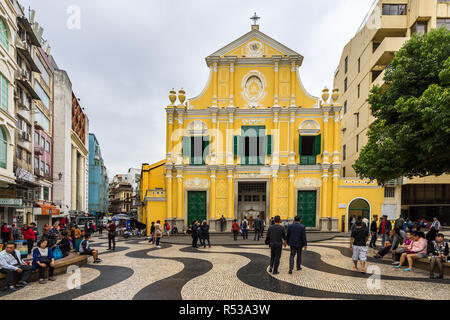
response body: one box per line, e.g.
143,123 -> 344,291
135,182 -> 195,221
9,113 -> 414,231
334,0 -> 450,224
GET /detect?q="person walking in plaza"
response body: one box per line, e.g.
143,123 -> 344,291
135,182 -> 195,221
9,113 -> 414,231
266,215 -> 287,275
0,242 -> 33,291
232,219 -> 240,241
220,215 -> 226,232
201,220 -> 211,248
378,215 -> 392,248
32,239 -> 55,284
149,221 -> 155,244
428,233 -> 449,279
369,216 -> 378,248
154,220 -> 163,249
21,224 -> 36,256
254,216 -> 262,241
107,221 -> 117,251
164,220 -> 171,237
241,217 -> 249,240
287,216 -> 307,274
350,221 -> 369,273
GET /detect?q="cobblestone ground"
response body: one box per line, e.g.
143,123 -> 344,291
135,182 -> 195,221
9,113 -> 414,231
1,233 -> 449,300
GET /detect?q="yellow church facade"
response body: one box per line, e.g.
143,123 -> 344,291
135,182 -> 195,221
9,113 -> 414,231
141,25 -> 387,233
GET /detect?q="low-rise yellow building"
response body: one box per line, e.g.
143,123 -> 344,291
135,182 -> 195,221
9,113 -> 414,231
141,24 -> 387,233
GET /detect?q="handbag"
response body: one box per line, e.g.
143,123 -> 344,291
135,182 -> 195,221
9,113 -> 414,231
53,246 -> 64,261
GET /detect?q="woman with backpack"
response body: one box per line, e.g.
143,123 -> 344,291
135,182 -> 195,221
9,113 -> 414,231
241,217 -> 249,240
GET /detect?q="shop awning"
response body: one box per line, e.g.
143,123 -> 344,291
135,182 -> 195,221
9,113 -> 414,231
33,203 -> 60,216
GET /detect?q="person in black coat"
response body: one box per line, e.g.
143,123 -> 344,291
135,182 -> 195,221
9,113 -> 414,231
254,217 -> 262,241
191,221 -> 199,248
287,216 -> 307,273
266,216 -> 287,275
55,231 -> 71,257
369,216 -> 378,248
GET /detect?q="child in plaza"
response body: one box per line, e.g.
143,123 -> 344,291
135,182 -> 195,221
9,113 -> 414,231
350,221 -> 369,273
428,233 -> 449,279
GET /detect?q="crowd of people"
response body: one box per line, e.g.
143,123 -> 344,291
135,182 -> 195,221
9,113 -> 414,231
0,219 -> 106,292
350,215 -> 448,279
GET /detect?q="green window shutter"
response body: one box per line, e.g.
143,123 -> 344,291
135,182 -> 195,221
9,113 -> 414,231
266,135 -> 272,156
182,136 -> 191,158
234,135 -> 243,157
203,136 -> 210,165
299,135 -> 302,156
314,134 -> 322,156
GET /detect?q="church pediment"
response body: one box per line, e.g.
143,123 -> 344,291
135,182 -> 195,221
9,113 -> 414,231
206,28 -> 303,65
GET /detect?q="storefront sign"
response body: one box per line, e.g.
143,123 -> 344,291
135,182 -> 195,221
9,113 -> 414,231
0,198 -> 23,207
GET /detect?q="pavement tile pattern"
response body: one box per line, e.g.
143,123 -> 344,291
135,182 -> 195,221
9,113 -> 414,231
0,233 -> 449,300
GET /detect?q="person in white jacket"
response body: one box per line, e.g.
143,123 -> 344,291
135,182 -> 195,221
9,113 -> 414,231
0,242 -> 33,292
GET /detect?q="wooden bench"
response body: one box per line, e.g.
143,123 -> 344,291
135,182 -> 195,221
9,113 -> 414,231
0,252 -> 88,287
414,258 -> 450,276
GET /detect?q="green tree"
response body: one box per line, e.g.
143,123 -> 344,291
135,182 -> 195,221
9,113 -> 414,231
353,28 -> 450,184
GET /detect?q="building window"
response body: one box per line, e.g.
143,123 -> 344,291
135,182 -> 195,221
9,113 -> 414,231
0,127 -> 7,169
45,163 -> 50,176
411,21 -> 428,35
344,56 -> 348,74
0,19 -> 8,49
234,126 -> 271,166
35,58 -> 51,86
16,146 -> 22,160
26,152 -> 31,165
35,108 -> 50,132
382,4 -> 407,16
0,74 -> 8,111
45,141 -> 50,153
40,136 -> 45,149
343,167 -> 346,178
358,84 -> 360,98
356,134 -> 359,152
35,82 -> 50,109
34,157 -> 39,171
43,187 -> 49,201
385,187 -> 395,198
358,58 -> 360,73
299,135 -> 321,165
372,70 -> 382,82
373,41 -> 381,53
183,136 -> 209,165
344,101 -> 347,114
343,145 -> 346,161
344,77 -> 348,92
40,160 -> 45,174
356,113 -> 360,127
34,132 -> 40,146
437,18 -> 450,30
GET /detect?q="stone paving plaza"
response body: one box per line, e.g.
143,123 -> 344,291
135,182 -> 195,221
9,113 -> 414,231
1,233 -> 449,300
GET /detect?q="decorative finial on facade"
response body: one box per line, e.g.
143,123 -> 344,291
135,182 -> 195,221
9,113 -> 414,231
331,88 -> 340,104
169,89 -> 177,105
321,87 -> 330,104
178,89 -> 186,106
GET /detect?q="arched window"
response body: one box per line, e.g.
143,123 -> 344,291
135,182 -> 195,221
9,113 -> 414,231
0,126 -> 7,169
348,198 -> 371,225
0,74 -> 8,111
0,19 -> 8,49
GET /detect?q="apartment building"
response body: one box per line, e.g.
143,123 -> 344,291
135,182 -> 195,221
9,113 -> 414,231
51,59 -> 89,218
0,0 -> 19,225
88,133 -> 108,219
334,0 -> 450,223
109,174 -> 132,215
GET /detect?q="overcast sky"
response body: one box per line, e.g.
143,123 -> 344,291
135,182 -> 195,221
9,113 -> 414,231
20,0 -> 375,176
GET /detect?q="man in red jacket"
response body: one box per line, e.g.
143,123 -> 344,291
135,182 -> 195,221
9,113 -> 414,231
21,224 -> 36,256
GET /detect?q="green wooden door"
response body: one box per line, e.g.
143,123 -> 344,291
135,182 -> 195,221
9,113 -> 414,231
187,191 -> 207,226
297,191 -> 317,227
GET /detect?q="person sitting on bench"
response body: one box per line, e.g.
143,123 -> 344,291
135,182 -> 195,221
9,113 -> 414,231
0,242 -> 33,292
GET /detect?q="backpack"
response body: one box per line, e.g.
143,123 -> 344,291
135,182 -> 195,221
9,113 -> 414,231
166,223 -> 170,231
53,246 -> 64,260
243,221 -> 248,229
74,239 -> 83,252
